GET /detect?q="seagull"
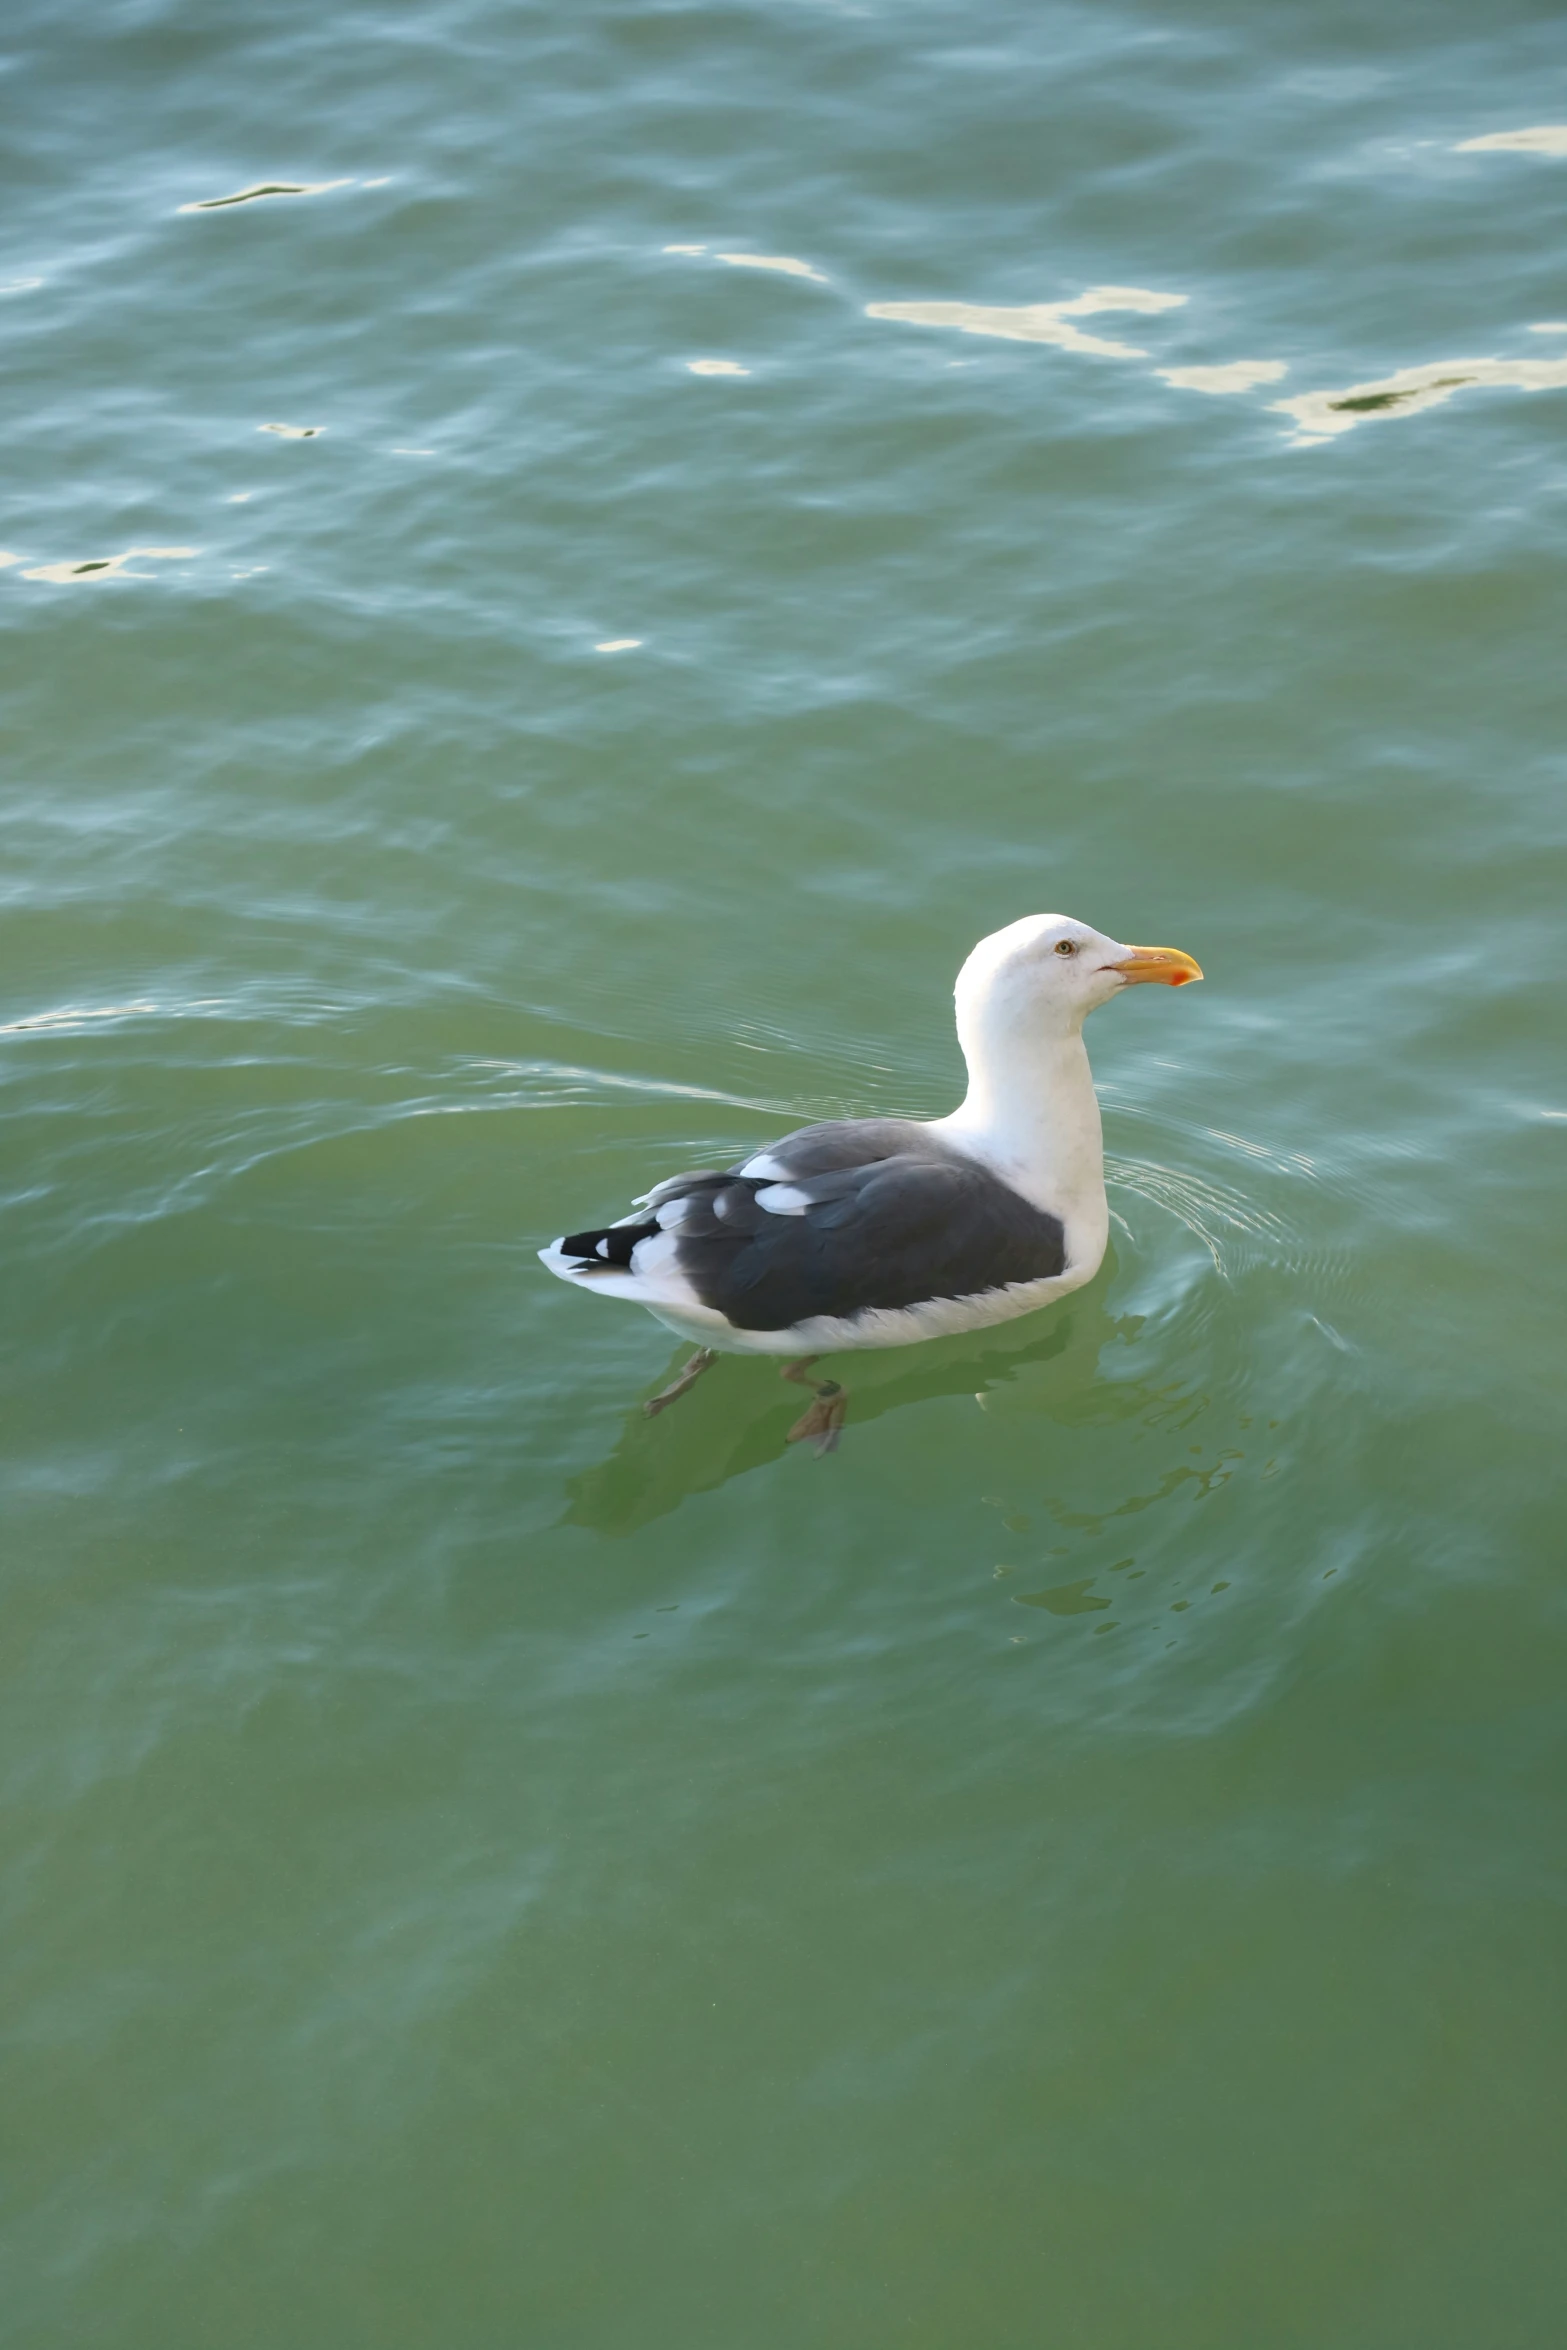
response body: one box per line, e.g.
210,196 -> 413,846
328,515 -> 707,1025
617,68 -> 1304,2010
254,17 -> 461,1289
540,914 -> 1202,1450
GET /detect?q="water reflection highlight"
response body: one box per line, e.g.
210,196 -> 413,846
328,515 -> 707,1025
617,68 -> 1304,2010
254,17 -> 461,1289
1274,354 -> 1567,441
1456,126 -> 1567,156
867,284 -> 1185,360
715,253 -> 829,283
1159,361 -> 1287,394
21,546 -> 198,584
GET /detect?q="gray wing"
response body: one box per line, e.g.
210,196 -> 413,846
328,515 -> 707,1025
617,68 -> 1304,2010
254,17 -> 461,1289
633,1119 -> 929,1211
643,1123 -> 1066,1333
735,1118 -> 938,1183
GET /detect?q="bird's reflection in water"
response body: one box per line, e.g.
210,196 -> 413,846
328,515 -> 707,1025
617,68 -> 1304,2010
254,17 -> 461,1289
562,1265 -> 1147,1538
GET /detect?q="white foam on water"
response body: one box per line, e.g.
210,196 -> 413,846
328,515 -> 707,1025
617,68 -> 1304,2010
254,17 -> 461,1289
594,639 -> 642,652
687,359 -> 750,376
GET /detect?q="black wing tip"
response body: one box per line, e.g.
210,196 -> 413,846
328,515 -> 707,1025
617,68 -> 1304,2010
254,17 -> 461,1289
558,1222 -> 656,1268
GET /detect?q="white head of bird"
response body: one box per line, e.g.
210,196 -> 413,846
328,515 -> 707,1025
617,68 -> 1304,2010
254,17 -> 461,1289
939,913 -> 1202,1211
954,913 -> 1202,1047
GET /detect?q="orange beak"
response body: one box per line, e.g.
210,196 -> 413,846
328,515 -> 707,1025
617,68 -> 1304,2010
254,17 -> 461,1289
1110,944 -> 1203,987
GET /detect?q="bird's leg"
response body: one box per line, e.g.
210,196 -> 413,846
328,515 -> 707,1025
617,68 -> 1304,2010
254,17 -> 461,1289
780,1357 -> 848,1457
643,1347 -> 719,1418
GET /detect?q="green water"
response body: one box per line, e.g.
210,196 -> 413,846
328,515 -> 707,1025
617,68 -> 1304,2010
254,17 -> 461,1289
5,3 -> 1566,2342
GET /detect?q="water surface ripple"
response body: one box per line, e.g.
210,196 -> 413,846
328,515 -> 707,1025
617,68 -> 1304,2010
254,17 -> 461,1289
4,2 -> 1565,2344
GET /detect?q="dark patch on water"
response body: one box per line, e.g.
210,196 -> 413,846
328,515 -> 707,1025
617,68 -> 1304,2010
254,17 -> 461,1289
192,184 -> 316,208
1015,1578 -> 1110,1615
1330,376 -> 1473,413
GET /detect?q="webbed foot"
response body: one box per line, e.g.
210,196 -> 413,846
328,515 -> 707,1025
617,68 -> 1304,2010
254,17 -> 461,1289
784,1375 -> 847,1456
643,1347 -> 719,1417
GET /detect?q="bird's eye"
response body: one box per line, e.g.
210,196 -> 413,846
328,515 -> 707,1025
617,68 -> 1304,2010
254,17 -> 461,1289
1054,939 -> 1077,956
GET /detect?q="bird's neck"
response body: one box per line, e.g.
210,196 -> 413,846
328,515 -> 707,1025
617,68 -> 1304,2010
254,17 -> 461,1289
933,1016 -> 1107,1251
